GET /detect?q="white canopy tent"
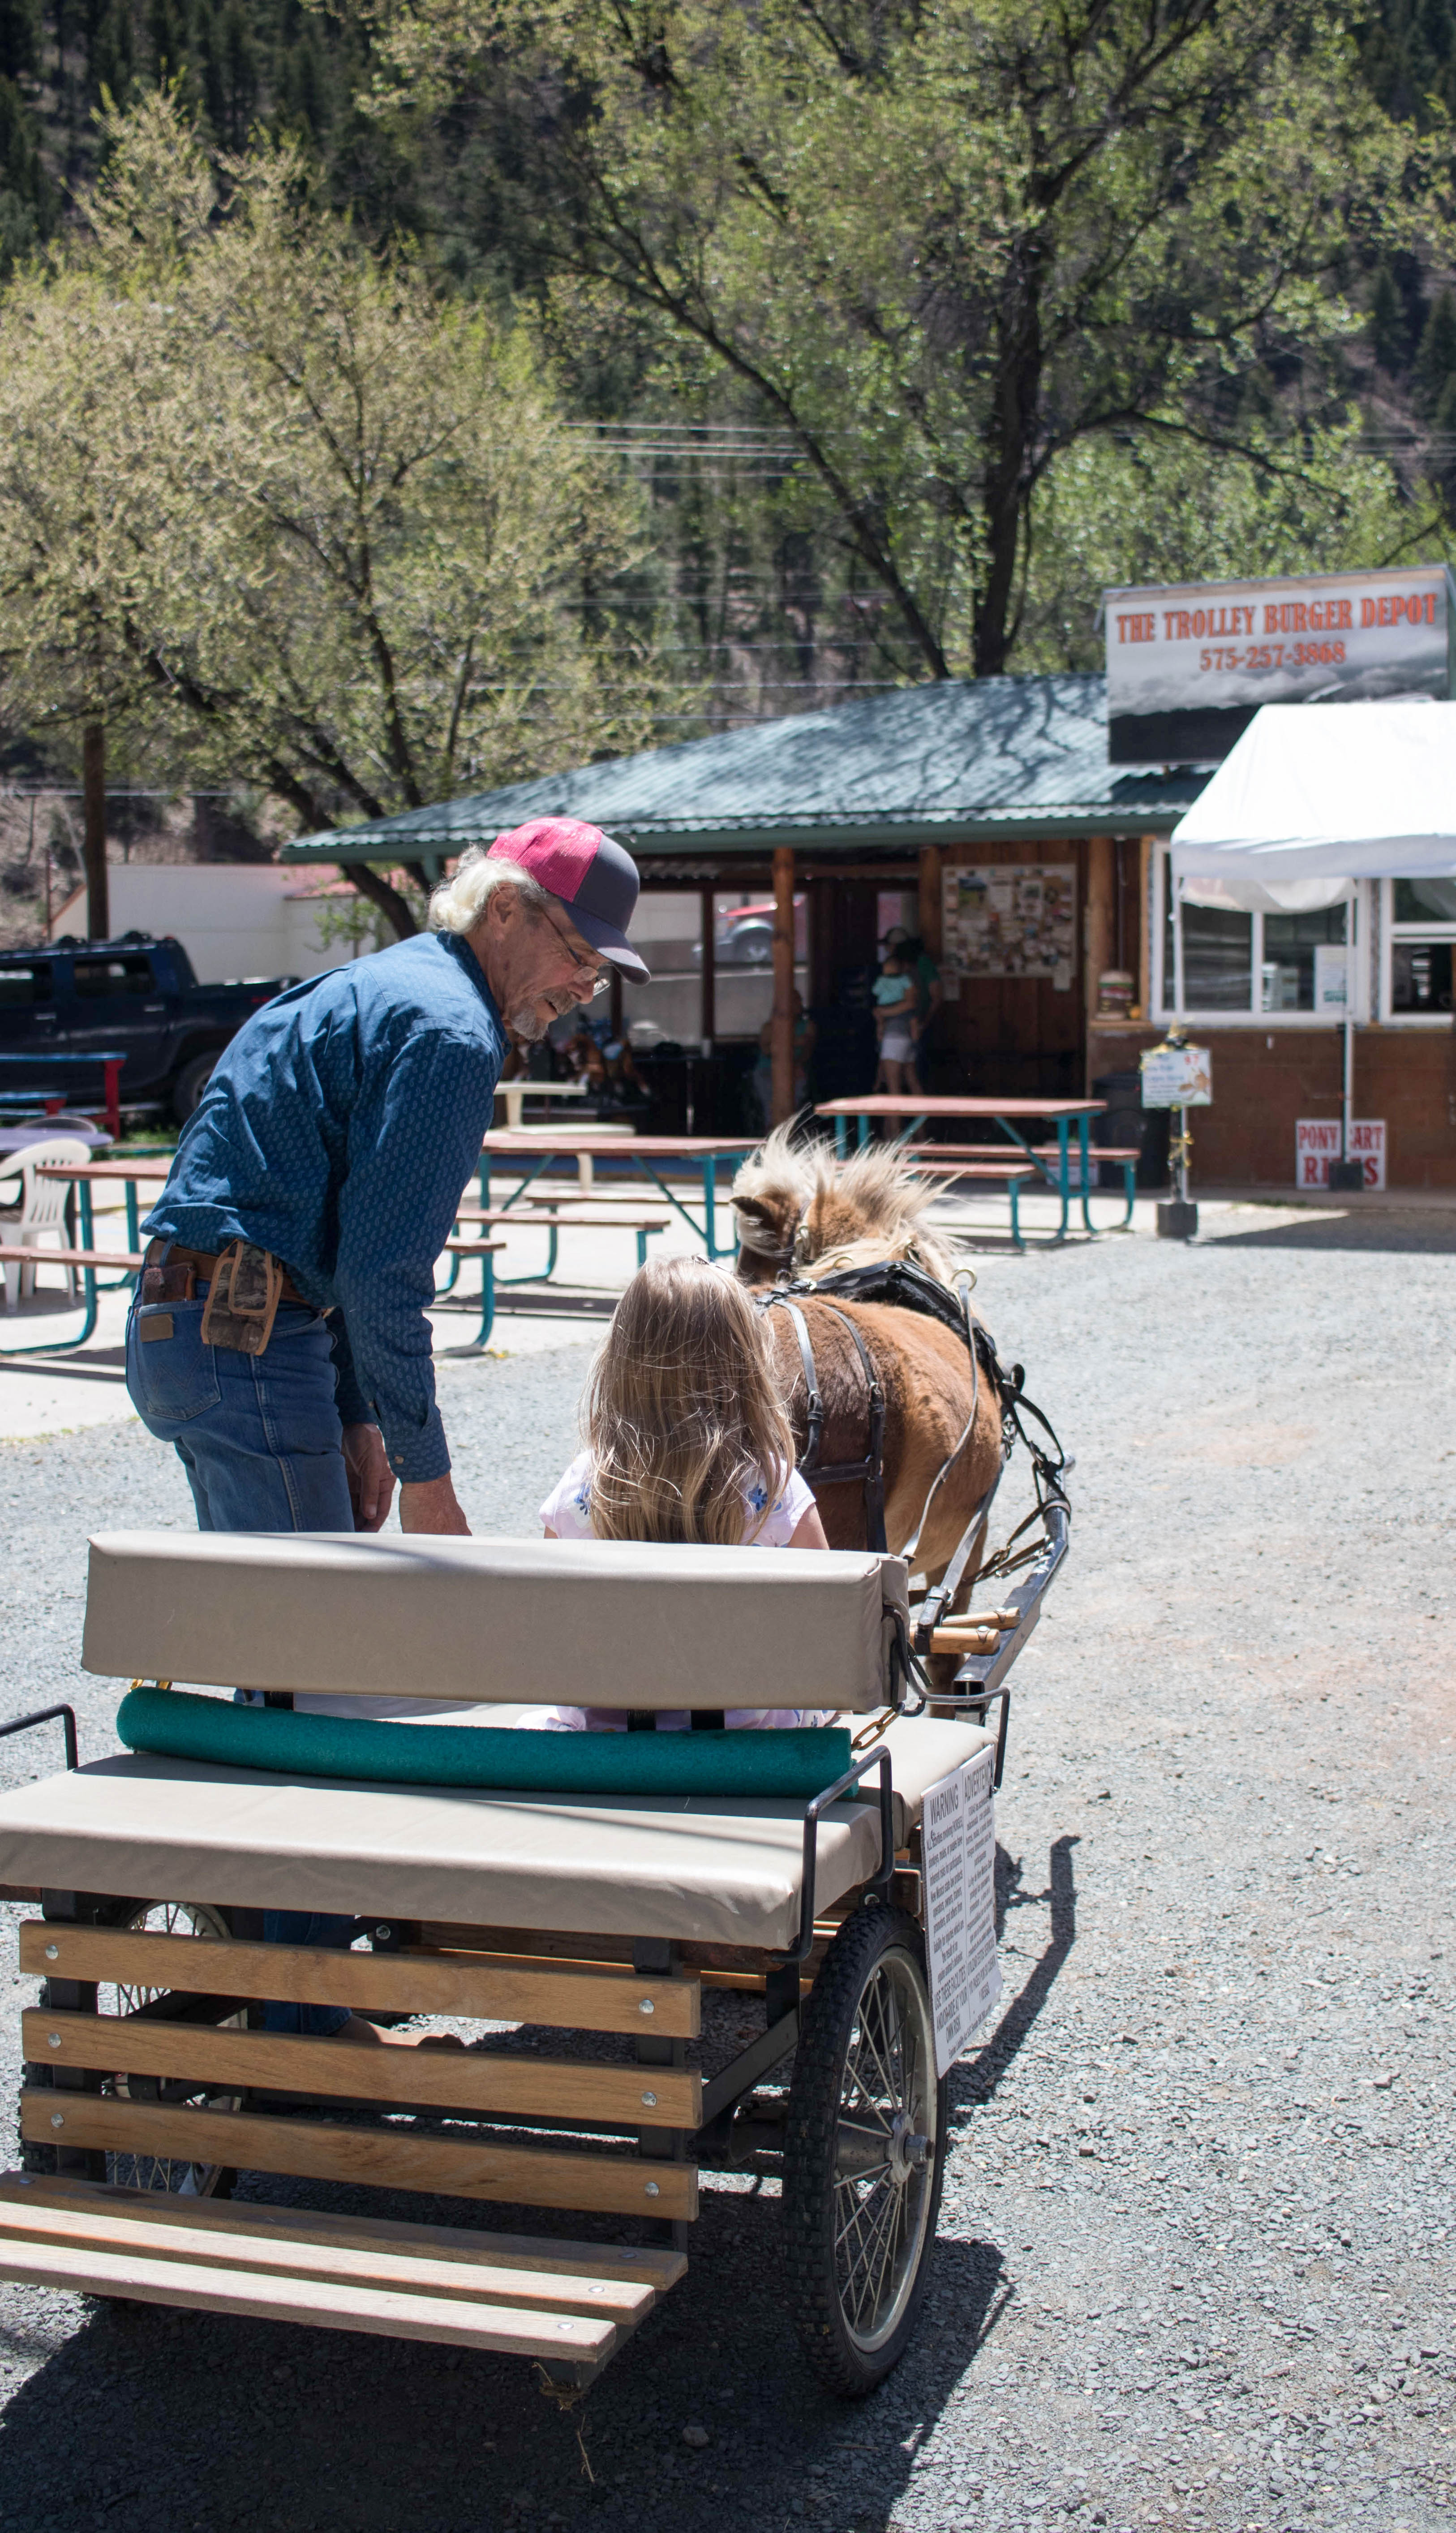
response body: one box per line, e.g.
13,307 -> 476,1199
1169,700 -> 1456,1163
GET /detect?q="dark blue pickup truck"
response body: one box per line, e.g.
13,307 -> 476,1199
0,933 -> 293,1123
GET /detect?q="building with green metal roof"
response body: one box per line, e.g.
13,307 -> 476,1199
279,672 -> 1202,876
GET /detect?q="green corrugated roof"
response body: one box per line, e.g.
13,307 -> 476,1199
280,672 -> 1205,864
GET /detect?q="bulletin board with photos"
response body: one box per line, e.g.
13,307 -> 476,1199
941,863 -> 1077,989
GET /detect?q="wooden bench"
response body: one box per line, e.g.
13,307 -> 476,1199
908,1141 -> 1140,1228
899,1160 -> 1036,1249
0,1241 -> 144,1354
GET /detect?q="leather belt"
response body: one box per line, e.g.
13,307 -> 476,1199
144,1239 -> 309,1308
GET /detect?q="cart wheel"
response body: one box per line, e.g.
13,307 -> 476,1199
100,1901 -> 245,2199
783,1904 -> 946,2397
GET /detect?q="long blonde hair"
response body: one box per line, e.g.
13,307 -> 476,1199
584,1255 -> 795,1545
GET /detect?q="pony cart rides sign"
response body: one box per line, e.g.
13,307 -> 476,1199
1104,564 -> 1456,765
921,1744 -> 1002,2076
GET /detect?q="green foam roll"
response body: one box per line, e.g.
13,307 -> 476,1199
116,1686 -> 855,1801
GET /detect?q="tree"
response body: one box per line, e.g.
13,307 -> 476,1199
358,0 -> 1427,681
0,95 -> 665,934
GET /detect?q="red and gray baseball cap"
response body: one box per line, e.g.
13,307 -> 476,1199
486,818 -> 649,978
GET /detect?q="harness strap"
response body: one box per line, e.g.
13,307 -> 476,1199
757,1290 -> 888,1555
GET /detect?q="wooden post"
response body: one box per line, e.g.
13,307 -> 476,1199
1138,836 -> 1155,1021
771,845 -> 795,1125
82,723 -> 108,942
1084,832 -> 1114,1018
699,883 -> 715,1048
918,844 -> 942,959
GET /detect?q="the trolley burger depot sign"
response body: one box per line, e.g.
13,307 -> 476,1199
1104,564 -> 1456,764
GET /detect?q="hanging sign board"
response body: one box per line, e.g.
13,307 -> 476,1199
921,1744 -> 1002,2078
1313,945 -> 1348,1013
1140,1043 -> 1212,1108
1104,564 -> 1456,766
1296,1119 -> 1387,1190
942,863 -> 1076,988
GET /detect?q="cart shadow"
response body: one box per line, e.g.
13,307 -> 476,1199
957,1831 -> 1078,2111
0,2215 -> 1008,2533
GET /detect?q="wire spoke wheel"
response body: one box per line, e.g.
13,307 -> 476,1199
784,1906 -> 946,2396
99,1900 -> 243,2199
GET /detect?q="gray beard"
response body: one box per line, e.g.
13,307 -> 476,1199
510,988 -> 585,1042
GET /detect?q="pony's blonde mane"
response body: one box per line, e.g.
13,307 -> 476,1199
732,1125 -> 964,1284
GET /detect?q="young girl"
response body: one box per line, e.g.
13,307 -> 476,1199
538,1254 -> 831,1731
872,950 -> 918,1095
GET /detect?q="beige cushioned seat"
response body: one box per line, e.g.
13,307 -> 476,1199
0,1717 -> 989,1947
82,1532 -> 909,1715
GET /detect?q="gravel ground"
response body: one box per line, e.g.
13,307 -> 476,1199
0,1203 -> 1453,2533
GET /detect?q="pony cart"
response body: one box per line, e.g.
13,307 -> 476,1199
0,1460 -> 1066,2397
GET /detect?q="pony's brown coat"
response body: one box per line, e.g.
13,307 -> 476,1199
732,1131 -> 1003,1593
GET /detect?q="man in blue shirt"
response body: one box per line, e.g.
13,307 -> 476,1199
129,819 -> 648,1541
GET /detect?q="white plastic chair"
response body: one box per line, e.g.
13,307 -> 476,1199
0,1135 -> 91,1310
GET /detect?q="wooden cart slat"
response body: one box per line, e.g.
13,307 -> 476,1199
23,2009 -> 703,2127
0,2235 -> 621,2362
0,2179 -> 660,2316
19,1922 -> 701,2036
0,2173 -> 687,2287
21,2094 -> 700,2219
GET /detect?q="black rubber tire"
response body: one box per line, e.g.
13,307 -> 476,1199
783,1904 -> 947,2397
170,1050 -> 220,1124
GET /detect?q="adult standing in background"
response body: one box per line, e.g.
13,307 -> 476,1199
127,820 -> 648,1541
882,923 -> 943,1091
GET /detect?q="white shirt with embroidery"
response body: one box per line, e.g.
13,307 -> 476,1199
534,1450 -> 830,1731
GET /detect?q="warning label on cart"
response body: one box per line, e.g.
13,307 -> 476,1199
921,1745 -> 1001,2077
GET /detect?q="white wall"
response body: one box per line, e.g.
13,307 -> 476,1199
48,865 -> 382,982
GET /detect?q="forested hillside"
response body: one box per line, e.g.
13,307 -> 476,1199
1,0 -> 1455,782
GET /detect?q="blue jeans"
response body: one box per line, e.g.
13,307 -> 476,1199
126,1287 -> 357,2035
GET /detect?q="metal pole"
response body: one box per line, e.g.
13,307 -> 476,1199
1172,866 -> 1185,1019
82,724 -> 108,942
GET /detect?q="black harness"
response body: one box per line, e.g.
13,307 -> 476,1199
758,1288 -> 889,1551
755,1257 -> 1067,1577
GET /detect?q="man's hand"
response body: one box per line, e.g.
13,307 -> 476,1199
399,1474 -> 471,1535
342,1423 -> 395,1532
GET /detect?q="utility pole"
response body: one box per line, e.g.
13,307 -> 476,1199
82,722 -> 108,941
771,846 -> 796,1126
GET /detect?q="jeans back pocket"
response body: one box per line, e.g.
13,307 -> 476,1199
125,1301 -> 222,1432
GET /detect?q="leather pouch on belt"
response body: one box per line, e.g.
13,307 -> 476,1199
140,1260 -> 195,1304
200,1240 -> 283,1356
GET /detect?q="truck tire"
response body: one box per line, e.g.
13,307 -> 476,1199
171,1051 -> 219,1123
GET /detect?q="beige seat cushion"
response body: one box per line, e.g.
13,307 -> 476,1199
0,1717 -> 988,1948
82,1532 -> 910,1716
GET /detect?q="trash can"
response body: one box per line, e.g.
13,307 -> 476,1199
1093,1070 -> 1170,1190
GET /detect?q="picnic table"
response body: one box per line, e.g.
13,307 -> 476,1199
0,1155 -> 169,1354
0,1051 -> 128,1138
815,1096 -> 1112,1239
480,1133 -> 759,1261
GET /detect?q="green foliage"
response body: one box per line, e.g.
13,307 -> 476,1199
1020,427 -> 1448,669
1415,285 -> 1456,413
352,0 -> 1432,684
0,95 -> 669,932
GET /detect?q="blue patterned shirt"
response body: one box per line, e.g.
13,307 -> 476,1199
144,931 -> 505,1483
